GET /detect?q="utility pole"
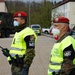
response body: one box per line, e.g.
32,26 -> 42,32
44,0 -> 46,4
29,3 -> 30,27
44,0 -> 46,3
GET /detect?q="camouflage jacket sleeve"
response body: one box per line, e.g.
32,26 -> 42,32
24,35 -> 35,65
60,58 -> 74,75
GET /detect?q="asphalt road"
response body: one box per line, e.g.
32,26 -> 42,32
0,34 -> 55,75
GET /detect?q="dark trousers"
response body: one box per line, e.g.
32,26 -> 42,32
21,66 -> 29,75
52,68 -> 75,75
11,64 -> 29,75
69,68 -> 75,75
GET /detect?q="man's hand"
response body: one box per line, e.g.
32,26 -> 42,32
16,55 -> 24,64
15,55 -> 24,67
2,48 -> 9,57
8,57 -> 19,67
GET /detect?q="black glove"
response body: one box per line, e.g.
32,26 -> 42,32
2,48 -> 9,57
8,54 -> 25,67
16,54 -> 24,64
9,58 -> 18,67
15,54 -> 25,67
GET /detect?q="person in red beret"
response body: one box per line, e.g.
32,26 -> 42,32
48,16 -> 75,75
6,11 -> 37,75
52,16 -> 70,40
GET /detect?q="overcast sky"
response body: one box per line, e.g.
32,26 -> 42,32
22,0 -> 62,2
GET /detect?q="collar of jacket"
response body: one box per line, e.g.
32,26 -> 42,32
56,32 -> 69,43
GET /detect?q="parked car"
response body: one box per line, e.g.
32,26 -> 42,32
42,26 -> 54,34
42,28 -> 50,34
71,30 -> 75,38
30,24 -> 41,35
70,26 -> 75,38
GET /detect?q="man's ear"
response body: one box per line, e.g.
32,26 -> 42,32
64,25 -> 69,32
22,19 -> 25,24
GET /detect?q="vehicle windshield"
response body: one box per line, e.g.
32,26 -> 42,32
32,25 -> 40,29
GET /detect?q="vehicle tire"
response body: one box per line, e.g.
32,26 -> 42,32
1,30 -> 5,38
38,33 -> 41,36
5,30 -> 10,37
44,31 -> 48,34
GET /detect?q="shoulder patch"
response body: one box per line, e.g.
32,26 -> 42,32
64,51 -> 71,57
29,35 -> 35,47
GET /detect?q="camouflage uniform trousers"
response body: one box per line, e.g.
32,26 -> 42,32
11,64 -> 29,75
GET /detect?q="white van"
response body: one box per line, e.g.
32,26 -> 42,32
30,24 -> 41,35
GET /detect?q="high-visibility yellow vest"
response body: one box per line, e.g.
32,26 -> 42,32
7,27 -> 37,61
48,36 -> 75,75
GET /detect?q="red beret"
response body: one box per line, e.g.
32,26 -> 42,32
53,16 -> 69,24
14,11 -> 27,17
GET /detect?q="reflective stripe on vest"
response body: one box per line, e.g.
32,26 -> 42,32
50,61 -> 62,65
48,36 -> 75,75
48,61 -> 62,73
11,47 -> 23,51
7,27 -> 37,61
9,47 -> 25,57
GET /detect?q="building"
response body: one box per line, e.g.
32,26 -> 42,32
0,0 -> 8,12
52,0 -> 75,29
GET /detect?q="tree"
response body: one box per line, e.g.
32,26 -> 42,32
6,0 -> 53,28
38,1 -> 53,28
